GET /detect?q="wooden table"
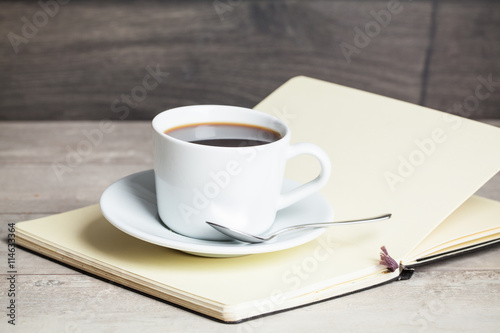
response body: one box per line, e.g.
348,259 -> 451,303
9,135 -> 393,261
1,120 -> 500,332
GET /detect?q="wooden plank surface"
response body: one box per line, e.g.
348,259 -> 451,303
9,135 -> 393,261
0,0 -> 431,120
423,1 -> 500,119
0,270 -> 498,332
1,120 -> 500,332
3,1 -> 499,120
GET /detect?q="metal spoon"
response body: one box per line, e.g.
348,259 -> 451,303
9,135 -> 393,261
206,213 -> 392,243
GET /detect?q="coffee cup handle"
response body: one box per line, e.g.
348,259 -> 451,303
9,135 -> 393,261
277,142 -> 331,210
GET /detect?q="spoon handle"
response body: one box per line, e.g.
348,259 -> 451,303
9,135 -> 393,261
271,213 -> 392,238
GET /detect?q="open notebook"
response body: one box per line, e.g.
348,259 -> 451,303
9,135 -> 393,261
16,76 -> 500,323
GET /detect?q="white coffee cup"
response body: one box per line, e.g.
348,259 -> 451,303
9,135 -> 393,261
152,105 -> 331,241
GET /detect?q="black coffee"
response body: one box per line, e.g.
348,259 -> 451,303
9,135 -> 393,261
165,122 -> 282,147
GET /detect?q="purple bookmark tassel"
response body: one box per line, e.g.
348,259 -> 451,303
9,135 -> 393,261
379,246 -> 399,272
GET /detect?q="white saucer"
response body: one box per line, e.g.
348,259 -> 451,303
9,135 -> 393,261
100,170 -> 334,257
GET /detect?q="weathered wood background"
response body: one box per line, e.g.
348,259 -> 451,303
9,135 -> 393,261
1,0 -> 499,120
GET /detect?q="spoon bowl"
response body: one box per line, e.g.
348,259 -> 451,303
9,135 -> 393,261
207,213 -> 392,243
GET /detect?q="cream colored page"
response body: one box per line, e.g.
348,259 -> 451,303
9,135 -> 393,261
16,77 -> 500,311
254,76 -> 500,260
16,205 -> 390,307
404,195 -> 500,262
415,233 -> 500,260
